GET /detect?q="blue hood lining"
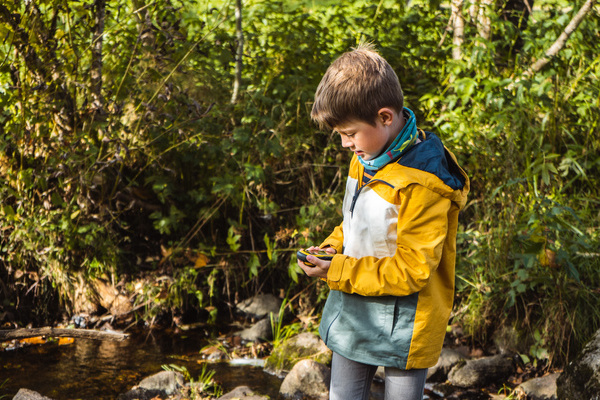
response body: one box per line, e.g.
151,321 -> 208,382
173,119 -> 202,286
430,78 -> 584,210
396,132 -> 466,190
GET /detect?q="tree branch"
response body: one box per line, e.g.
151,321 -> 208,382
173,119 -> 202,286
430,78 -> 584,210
530,0 -> 596,73
0,327 -> 129,342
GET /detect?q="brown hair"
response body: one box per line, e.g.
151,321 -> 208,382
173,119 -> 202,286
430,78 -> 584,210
311,42 -> 404,130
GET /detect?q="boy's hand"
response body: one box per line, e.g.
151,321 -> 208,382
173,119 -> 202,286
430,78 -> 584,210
298,246 -> 336,279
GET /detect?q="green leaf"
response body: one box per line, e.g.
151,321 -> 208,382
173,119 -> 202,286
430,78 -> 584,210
226,226 -> 241,252
1,205 -> 15,220
248,254 -> 260,278
264,233 -> 273,261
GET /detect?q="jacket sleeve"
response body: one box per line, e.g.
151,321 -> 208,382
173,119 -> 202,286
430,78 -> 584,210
319,223 -> 344,254
325,184 -> 452,297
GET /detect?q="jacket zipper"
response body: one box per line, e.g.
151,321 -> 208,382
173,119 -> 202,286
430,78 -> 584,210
349,178 -> 395,217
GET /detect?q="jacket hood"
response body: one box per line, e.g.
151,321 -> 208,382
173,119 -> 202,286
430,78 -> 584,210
372,131 -> 470,209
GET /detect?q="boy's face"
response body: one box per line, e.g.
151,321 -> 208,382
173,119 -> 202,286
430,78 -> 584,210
334,109 -> 400,161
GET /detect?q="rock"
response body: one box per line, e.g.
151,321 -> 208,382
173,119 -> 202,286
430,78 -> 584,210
12,389 -> 54,400
117,388 -> 165,400
430,382 -> 494,399
427,347 -> 465,382
265,332 -> 332,374
514,373 -> 559,400
279,359 -> 330,400
94,279 -> 132,316
218,385 -> 269,400
201,345 -> 228,361
236,294 -> 282,321
237,318 -> 272,342
448,354 -> 515,388
492,325 -> 526,355
557,328 -> 600,400
430,382 -> 456,398
370,367 -> 386,398
375,366 -> 385,381
72,272 -> 101,315
137,370 -> 184,395
118,370 -> 184,400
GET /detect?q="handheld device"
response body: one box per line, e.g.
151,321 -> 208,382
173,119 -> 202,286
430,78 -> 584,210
296,249 -> 333,267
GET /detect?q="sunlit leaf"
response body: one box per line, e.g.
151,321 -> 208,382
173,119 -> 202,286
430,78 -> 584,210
194,253 -> 209,268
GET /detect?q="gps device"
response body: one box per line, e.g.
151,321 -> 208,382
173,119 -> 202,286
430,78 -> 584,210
296,249 -> 333,267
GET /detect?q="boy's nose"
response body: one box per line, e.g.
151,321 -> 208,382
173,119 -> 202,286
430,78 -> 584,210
340,134 -> 353,148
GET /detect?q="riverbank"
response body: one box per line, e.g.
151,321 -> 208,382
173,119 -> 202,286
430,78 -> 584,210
1,293 -> 565,400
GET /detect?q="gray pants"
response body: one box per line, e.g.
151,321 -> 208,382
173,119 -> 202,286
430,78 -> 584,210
329,352 -> 427,400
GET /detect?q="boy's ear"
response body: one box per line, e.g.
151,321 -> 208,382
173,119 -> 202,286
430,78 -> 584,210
377,108 -> 395,126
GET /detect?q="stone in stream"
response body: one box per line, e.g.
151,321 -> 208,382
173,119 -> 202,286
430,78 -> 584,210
118,370 -> 184,399
264,332 -> 332,375
217,385 -> 269,400
117,388 -> 165,400
137,370 -> 184,394
12,389 -> 55,400
279,359 -> 330,400
236,317 -> 272,342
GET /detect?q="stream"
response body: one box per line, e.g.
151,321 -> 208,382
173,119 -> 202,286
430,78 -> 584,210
0,328 -> 504,400
0,329 -> 283,399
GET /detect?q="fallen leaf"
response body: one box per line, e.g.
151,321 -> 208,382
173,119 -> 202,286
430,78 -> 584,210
20,336 -> 45,345
58,337 -> 75,346
194,253 -> 209,268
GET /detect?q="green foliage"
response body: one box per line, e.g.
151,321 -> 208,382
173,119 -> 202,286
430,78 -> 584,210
0,378 -> 9,400
162,363 -> 222,398
270,297 -> 303,347
429,0 -> 600,366
0,0 -> 598,367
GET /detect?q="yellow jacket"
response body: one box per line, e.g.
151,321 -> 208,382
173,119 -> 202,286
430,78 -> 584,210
318,131 -> 469,369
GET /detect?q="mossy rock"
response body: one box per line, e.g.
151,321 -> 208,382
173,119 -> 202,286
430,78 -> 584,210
265,332 -> 332,374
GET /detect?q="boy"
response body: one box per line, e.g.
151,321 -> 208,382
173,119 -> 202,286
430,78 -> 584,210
298,43 -> 470,400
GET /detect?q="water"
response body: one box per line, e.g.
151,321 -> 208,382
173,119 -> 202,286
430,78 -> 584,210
0,330 -> 493,400
0,330 -> 283,399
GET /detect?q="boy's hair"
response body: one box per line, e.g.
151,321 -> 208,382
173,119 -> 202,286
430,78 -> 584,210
311,42 -> 404,130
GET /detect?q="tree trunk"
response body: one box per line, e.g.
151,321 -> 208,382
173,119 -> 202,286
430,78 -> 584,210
91,0 -> 106,112
469,0 -> 494,41
451,0 -> 465,60
231,0 -> 244,104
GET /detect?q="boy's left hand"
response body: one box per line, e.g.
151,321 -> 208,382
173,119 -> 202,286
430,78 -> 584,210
298,246 -> 336,279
